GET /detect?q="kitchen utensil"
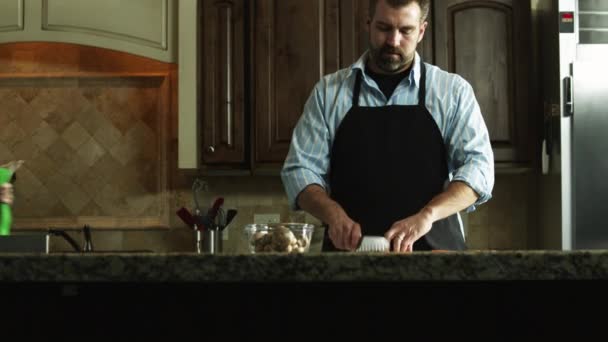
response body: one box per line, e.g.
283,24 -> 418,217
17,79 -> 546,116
222,209 -> 238,230
355,236 -> 390,253
176,207 -> 196,229
82,225 -> 94,252
191,178 -> 207,215
207,197 -> 224,226
244,223 -> 314,254
47,229 -> 82,252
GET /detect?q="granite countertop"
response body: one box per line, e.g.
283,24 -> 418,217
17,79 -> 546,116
1,250 -> 608,282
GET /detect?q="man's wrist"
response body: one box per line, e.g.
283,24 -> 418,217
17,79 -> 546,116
419,206 -> 437,223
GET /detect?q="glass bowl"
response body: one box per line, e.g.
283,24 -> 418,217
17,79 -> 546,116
244,223 -> 315,254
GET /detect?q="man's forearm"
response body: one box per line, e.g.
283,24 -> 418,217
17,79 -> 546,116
420,181 -> 479,223
296,184 -> 345,226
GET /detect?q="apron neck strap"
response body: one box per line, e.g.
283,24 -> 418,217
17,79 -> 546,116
352,69 -> 363,108
418,61 -> 426,107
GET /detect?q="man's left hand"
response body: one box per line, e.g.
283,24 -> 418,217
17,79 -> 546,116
385,210 -> 434,252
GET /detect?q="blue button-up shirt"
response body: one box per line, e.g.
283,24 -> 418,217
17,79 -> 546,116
281,51 -> 494,213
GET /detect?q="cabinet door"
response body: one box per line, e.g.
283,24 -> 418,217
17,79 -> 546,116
434,0 -> 532,163
340,0 -> 435,67
201,0 -> 246,165
253,0 -> 340,165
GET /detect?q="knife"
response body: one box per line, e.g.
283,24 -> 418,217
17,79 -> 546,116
206,197 -> 224,229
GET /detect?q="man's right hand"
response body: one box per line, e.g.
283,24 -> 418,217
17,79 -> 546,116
296,184 -> 362,251
0,183 -> 13,205
327,213 -> 362,251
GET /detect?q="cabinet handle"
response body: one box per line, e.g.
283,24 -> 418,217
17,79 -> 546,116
207,146 -> 215,153
563,75 -> 574,117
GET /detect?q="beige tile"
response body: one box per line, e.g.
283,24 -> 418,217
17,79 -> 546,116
79,201 -> 105,216
77,137 -> 106,167
49,200 -> 71,216
31,121 -> 60,151
0,92 -> 27,124
16,88 -> 40,104
27,153 -> 59,181
93,183 -> 128,216
92,120 -> 122,151
60,153 -> 88,179
46,139 -> 75,166
60,186 -> 91,215
44,109 -> 73,134
89,230 -> 124,251
15,107 -> 43,134
125,193 -> 157,216
12,166 -> 42,200
76,105 -> 110,137
45,172 -> 75,197
12,138 -> 40,161
85,153 -> 120,185
0,142 -> 16,162
0,121 -> 26,148
109,136 -> 137,166
61,121 -> 90,150
122,230 -> 154,252
125,121 -> 156,153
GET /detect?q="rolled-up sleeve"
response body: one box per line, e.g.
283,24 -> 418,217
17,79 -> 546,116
445,79 -> 495,212
281,81 -> 331,210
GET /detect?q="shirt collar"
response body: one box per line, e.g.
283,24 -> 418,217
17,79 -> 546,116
350,51 -> 422,88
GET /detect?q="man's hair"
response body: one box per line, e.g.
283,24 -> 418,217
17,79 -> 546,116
369,0 -> 430,22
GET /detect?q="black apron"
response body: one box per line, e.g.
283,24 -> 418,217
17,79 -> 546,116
322,62 -> 466,251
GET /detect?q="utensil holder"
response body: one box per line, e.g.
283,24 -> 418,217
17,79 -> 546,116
197,228 -> 222,254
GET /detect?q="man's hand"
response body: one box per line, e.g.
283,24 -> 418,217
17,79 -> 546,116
384,181 -> 479,252
0,183 -> 14,205
385,209 -> 434,253
327,213 -> 362,251
296,184 -> 362,251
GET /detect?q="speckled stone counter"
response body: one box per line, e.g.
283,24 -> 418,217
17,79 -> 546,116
2,250 -> 608,282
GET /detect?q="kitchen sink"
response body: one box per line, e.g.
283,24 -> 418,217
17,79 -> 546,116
0,234 -> 47,253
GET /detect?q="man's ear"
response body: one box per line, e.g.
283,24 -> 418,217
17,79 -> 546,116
417,21 -> 428,43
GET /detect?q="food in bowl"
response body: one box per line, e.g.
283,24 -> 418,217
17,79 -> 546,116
244,223 -> 314,253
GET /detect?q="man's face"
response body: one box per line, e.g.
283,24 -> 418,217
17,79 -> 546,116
368,0 -> 427,74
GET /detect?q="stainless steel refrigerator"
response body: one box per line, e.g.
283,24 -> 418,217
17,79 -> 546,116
535,0 -> 608,249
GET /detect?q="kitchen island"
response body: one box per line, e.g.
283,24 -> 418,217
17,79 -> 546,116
1,251 -> 605,339
1,250 -> 608,282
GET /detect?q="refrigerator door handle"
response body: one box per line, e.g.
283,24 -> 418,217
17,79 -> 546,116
563,75 -> 574,117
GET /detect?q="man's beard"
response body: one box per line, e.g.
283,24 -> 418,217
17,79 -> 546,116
369,44 -> 409,73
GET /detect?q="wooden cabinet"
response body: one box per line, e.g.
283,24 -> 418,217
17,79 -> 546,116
251,0 -> 433,167
0,0 -> 177,63
253,0 -> 341,166
200,0 -> 247,166
195,0 -> 534,170
433,0 -> 533,163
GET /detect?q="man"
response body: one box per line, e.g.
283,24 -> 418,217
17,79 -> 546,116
281,0 -> 494,252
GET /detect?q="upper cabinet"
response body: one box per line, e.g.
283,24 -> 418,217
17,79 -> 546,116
253,0 -> 342,166
434,0 -> 533,164
0,0 -> 177,63
191,0 -> 535,170
200,0 -> 247,166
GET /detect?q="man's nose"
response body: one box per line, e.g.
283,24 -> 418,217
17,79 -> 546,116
386,30 -> 401,47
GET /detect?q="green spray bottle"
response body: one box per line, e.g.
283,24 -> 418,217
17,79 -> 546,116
0,167 -> 14,236
0,160 -> 23,236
